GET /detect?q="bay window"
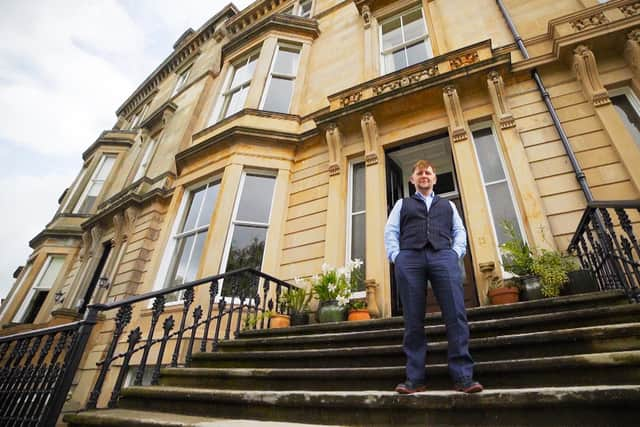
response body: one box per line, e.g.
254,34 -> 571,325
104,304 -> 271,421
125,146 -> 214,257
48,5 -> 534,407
217,51 -> 260,121
13,255 -> 65,323
73,154 -> 117,214
260,43 -> 301,114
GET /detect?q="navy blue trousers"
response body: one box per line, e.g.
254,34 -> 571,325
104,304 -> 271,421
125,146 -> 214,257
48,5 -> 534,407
394,247 -> 475,385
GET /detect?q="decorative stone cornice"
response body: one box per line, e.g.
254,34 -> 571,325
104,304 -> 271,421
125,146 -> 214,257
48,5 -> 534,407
570,12 -> 609,32
360,112 -> 379,166
573,45 -> 610,107
620,2 -> 640,17
325,123 -> 343,176
82,130 -> 136,161
443,86 -> 468,142
624,29 -> 640,80
449,51 -> 479,70
225,0 -> 288,36
139,101 -> 178,131
116,5 -> 237,118
487,71 -> 515,129
222,14 -> 320,59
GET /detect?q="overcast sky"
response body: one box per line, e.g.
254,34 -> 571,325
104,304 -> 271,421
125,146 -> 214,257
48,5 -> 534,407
0,0 -> 254,301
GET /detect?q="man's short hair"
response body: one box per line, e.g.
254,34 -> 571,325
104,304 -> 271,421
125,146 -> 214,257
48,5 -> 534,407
412,160 -> 436,174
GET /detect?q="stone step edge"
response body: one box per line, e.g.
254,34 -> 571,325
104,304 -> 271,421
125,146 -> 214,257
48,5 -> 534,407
164,349 -> 640,380
225,303 -> 640,348
193,322 -> 640,360
239,290 -> 627,338
64,408 -> 334,427
119,385 -> 640,410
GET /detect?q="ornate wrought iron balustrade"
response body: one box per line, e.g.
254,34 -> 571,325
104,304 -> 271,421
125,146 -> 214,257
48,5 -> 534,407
0,267 -> 294,426
568,200 -> 640,302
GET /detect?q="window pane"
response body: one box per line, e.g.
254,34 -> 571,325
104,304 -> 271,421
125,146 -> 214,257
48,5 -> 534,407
167,234 -> 194,288
22,291 -> 49,324
273,47 -> 299,75
96,156 -> 116,180
352,162 -> 366,212
299,0 -> 312,17
185,232 -> 206,283
403,9 -> 426,41
225,225 -> 267,272
225,86 -> 248,118
406,41 -> 428,67
351,213 -> 366,292
381,17 -> 403,50
473,128 -> 506,183
612,94 -> 640,148
262,77 -> 294,113
236,174 -> 276,223
86,182 -> 102,197
486,181 -> 521,246
197,182 -> 220,228
36,257 -> 64,290
231,56 -> 257,88
182,186 -> 207,232
78,196 -> 97,214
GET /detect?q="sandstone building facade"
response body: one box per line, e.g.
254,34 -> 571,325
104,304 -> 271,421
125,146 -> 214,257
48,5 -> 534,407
1,0 -> 640,407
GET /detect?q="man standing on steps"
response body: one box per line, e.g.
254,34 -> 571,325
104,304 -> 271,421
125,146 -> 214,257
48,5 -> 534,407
384,160 -> 482,394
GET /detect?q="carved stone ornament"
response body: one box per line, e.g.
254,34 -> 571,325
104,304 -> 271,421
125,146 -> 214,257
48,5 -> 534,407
341,91 -> 363,107
325,123 -> 343,176
487,71 -> 515,129
213,24 -> 227,43
573,45 -> 610,107
124,206 -> 139,238
113,212 -> 125,245
372,66 -> 439,96
80,231 -> 92,260
442,86 -> 468,142
570,12 -> 609,32
362,4 -> 372,29
449,51 -> 479,70
625,29 -> 640,81
90,225 -> 104,253
620,3 -> 640,18
360,112 -> 379,166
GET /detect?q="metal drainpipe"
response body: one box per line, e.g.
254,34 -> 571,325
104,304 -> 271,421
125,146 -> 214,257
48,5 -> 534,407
495,0 -> 594,203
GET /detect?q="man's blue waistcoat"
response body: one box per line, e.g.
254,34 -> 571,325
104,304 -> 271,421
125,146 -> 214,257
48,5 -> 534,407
399,193 -> 453,251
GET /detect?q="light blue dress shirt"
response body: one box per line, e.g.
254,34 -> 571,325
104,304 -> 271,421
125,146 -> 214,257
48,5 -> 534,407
384,192 -> 467,263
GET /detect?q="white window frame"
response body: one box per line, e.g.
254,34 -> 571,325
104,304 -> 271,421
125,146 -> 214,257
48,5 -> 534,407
470,122 -> 527,269
346,158 -> 366,299
172,65 -> 192,96
379,5 -> 432,75
259,42 -> 301,114
133,136 -> 160,182
211,50 -> 260,123
609,86 -> 640,148
61,167 -> 88,213
217,169 -> 277,299
0,262 -> 33,320
128,102 -> 150,130
152,178 -> 222,303
12,255 -> 65,323
284,0 -> 313,18
72,154 -> 117,214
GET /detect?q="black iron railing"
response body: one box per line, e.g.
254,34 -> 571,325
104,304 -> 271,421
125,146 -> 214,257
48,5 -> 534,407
0,267 -> 293,426
568,200 -> 640,302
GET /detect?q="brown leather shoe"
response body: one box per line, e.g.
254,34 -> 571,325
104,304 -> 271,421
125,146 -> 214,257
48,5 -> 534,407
395,380 -> 427,394
454,380 -> 483,393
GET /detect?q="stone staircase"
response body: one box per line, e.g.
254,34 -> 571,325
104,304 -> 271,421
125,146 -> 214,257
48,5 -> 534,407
65,290 -> 640,426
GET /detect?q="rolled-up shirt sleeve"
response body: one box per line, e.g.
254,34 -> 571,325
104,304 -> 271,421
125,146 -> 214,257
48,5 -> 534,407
450,201 -> 467,259
384,200 -> 403,263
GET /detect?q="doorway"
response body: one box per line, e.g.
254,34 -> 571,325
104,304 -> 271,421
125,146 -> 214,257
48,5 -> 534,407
386,134 -> 479,316
78,241 -> 113,315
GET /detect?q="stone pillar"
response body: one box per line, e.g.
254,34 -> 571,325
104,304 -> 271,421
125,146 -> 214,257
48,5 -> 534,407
361,3 -> 379,80
443,85 -> 501,305
576,44 -> 640,193
361,112 -> 389,317
323,123 -> 346,268
486,71 -> 554,251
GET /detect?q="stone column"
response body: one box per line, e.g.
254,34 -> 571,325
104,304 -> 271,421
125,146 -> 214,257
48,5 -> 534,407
443,85 -> 501,305
486,71 -> 554,251
575,44 -> 640,193
322,123 -> 346,268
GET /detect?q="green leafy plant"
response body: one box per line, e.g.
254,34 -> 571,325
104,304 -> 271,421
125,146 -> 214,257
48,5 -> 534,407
500,221 -> 534,277
532,250 -> 579,297
280,284 -> 312,314
241,311 -> 272,331
349,299 -> 367,310
487,276 -> 519,292
310,259 -> 364,306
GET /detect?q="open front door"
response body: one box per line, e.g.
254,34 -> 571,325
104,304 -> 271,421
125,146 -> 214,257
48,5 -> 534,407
385,136 -> 479,317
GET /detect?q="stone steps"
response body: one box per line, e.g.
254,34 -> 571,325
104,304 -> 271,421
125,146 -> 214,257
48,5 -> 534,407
68,385 -> 640,427
162,350 -> 640,391
221,302 -> 640,352
193,322 -> 640,368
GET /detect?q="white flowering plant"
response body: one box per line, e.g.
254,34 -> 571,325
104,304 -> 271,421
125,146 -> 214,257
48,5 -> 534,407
309,259 -> 364,307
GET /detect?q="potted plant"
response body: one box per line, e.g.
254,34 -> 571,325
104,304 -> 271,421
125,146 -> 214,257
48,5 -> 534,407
531,250 -> 579,297
269,311 -> 290,329
280,282 -> 313,326
311,259 -> 363,323
348,299 -> 370,321
487,276 -> 520,305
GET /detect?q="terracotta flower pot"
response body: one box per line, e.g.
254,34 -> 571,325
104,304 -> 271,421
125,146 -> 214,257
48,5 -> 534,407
487,287 -> 519,305
348,309 -> 371,321
269,313 -> 290,328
